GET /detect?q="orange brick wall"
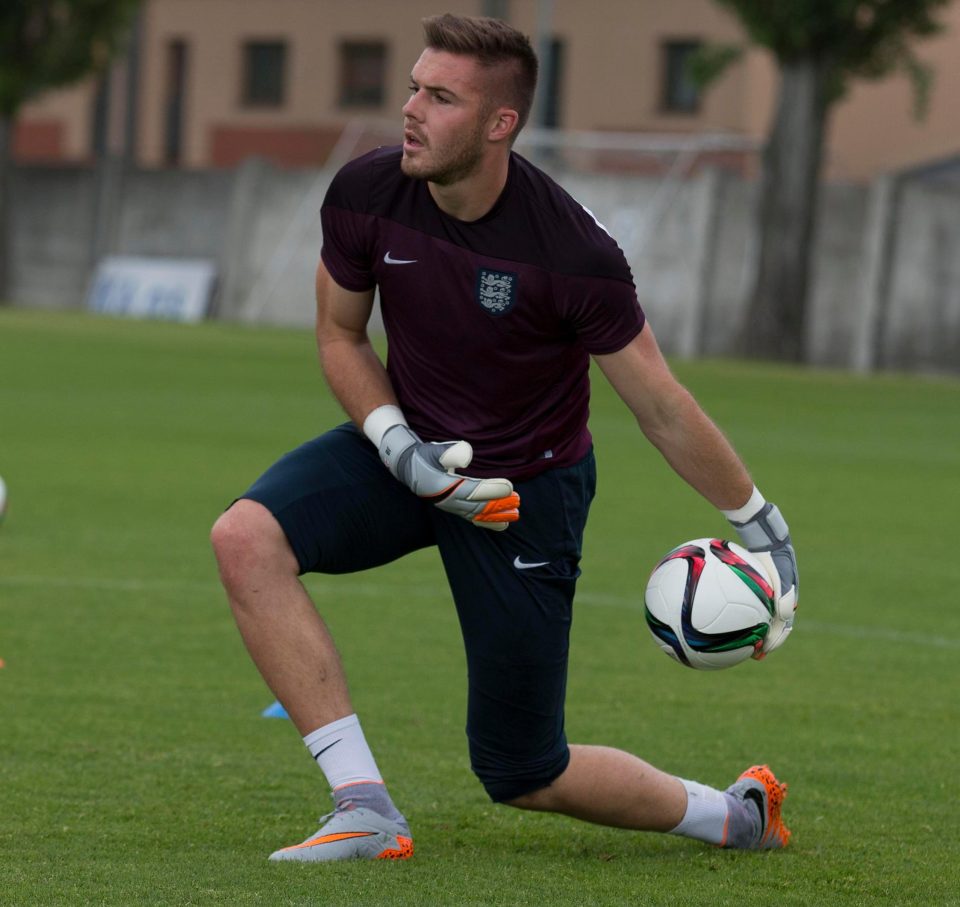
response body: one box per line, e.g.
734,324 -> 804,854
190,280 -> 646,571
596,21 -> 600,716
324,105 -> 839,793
209,124 -> 342,168
13,120 -> 66,162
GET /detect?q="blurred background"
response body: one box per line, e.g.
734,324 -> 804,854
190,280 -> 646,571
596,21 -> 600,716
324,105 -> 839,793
5,9 -> 960,904
3,0 -> 959,372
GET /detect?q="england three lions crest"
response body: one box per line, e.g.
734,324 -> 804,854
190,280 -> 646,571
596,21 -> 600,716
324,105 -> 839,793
475,268 -> 518,316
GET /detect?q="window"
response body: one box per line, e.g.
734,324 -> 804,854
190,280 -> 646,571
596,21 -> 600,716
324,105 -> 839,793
91,73 -> 109,157
243,41 -> 287,107
539,38 -> 565,128
339,41 -> 387,108
481,0 -> 509,19
661,40 -> 702,113
164,39 -> 188,164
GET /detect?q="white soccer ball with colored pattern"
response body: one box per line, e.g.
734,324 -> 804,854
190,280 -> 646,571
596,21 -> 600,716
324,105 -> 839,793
644,538 -> 775,670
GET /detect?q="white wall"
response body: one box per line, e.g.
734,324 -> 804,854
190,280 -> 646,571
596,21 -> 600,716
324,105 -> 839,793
9,158 -> 960,374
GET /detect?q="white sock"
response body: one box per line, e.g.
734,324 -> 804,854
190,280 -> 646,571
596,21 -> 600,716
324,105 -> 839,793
303,714 -> 408,829
303,713 -> 383,790
669,779 -> 730,844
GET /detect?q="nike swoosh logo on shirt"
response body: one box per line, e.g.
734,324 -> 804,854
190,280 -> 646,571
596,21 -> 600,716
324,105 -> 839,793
384,252 -> 417,265
513,556 -> 550,570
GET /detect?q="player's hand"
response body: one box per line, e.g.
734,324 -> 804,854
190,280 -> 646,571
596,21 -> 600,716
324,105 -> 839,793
728,502 -> 798,657
379,424 -> 520,531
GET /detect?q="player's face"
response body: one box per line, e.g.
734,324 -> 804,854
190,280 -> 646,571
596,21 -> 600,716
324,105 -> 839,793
401,49 -> 496,185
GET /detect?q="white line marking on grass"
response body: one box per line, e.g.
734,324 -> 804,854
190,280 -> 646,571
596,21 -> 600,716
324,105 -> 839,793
4,575 -> 958,651
0,574 -> 220,593
795,619 -> 960,651
577,592 -> 960,650
0,574 -> 426,600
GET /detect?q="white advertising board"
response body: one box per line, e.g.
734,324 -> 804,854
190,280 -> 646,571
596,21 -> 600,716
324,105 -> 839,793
86,256 -> 217,323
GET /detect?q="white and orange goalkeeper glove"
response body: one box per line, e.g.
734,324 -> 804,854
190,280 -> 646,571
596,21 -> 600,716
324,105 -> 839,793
724,488 -> 798,657
364,406 -> 520,531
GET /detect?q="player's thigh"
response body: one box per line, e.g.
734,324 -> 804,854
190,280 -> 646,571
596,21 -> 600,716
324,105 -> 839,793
239,423 -> 434,574
436,450 -> 596,658
434,452 -> 596,791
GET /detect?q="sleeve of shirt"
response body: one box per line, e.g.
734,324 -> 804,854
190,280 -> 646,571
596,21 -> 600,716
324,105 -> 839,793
319,159 -> 378,292
558,244 -> 646,355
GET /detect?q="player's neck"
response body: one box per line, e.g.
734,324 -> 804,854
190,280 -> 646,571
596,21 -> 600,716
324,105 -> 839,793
428,154 -> 510,223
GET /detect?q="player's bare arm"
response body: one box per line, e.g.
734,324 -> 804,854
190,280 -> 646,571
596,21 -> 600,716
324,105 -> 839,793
314,258 -> 397,427
594,323 -> 754,511
315,260 -> 519,529
596,323 -> 799,650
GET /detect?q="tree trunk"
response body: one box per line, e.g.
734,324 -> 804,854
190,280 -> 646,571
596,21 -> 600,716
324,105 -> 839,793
0,116 -> 12,304
742,55 -> 833,362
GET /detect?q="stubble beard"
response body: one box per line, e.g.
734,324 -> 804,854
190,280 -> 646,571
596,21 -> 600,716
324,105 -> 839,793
401,120 -> 488,186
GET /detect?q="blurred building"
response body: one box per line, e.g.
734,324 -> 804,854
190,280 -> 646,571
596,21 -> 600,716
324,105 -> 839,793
11,0 -> 960,182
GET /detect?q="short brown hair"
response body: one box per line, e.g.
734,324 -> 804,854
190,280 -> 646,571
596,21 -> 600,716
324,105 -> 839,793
422,13 -> 539,135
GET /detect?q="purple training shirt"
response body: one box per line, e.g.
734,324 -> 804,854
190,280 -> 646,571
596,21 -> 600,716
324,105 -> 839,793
321,146 -> 645,481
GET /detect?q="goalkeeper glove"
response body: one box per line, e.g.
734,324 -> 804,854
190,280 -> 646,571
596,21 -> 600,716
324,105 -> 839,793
724,488 -> 798,657
364,406 -> 520,531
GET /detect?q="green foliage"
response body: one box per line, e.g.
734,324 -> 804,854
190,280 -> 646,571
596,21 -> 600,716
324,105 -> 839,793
1,310 -> 959,904
687,43 -> 744,90
712,0 -> 949,109
0,0 -> 139,117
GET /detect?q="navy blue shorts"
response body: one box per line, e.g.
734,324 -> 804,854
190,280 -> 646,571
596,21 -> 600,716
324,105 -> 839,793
241,424 -> 596,801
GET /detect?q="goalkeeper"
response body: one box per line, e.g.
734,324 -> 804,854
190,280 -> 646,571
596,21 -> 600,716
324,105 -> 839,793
211,12 -> 798,863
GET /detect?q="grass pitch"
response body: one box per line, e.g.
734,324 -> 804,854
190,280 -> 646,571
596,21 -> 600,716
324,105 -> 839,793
1,308 -> 958,906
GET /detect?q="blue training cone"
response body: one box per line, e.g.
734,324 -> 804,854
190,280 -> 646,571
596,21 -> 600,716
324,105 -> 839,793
261,700 -> 289,719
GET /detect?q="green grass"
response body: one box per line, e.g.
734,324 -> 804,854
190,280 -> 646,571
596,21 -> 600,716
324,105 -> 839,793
1,308 -> 959,906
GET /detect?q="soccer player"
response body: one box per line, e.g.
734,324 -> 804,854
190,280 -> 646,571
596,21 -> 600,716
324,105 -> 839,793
210,13 -> 799,862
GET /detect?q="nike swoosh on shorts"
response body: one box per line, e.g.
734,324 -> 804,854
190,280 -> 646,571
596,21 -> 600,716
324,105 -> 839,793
384,252 -> 417,264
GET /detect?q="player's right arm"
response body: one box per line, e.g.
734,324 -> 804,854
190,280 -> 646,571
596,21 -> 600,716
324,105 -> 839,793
315,258 -> 396,426
314,259 -> 519,530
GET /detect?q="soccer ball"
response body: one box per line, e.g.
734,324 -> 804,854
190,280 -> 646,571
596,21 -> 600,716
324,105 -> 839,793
644,538 -> 775,670
0,475 -> 6,523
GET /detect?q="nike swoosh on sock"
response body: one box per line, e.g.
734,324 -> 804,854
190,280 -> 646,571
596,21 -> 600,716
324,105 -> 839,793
313,738 -> 342,760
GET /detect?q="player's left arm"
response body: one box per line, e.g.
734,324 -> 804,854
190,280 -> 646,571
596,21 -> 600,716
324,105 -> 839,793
594,324 -> 752,508
594,324 -> 798,653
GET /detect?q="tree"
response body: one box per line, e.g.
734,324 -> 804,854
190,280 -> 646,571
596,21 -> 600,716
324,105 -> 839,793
695,0 -> 949,361
0,0 -> 139,303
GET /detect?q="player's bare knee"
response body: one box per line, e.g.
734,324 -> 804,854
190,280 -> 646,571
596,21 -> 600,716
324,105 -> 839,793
210,499 -> 293,588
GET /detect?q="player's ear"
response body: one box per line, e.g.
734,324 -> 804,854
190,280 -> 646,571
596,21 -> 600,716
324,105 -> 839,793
488,107 -> 519,144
